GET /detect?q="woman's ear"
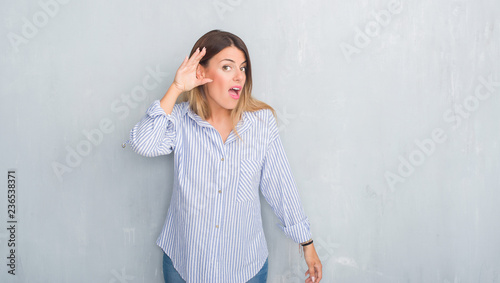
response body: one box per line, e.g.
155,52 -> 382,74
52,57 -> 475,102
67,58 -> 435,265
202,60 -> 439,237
196,65 -> 205,79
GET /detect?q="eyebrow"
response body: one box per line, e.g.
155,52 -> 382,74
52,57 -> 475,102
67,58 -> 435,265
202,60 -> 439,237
219,59 -> 247,65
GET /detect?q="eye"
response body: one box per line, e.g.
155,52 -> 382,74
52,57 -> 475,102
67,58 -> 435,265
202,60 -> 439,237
240,66 -> 247,72
222,65 -> 232,71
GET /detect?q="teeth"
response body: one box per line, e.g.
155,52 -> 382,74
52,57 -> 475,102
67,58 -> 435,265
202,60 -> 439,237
231,87 -> 240,91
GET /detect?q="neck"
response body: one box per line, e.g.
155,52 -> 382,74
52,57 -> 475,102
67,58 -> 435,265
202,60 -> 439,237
207,109 -> 231,124
207,102 -> 232,125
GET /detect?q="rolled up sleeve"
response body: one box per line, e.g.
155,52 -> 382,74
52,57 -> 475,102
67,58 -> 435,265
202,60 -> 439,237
126,100 -> 177,157
259,111 -> 312,243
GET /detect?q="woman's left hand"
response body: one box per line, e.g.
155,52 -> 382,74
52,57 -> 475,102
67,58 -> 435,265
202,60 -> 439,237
303,243 -> 323,282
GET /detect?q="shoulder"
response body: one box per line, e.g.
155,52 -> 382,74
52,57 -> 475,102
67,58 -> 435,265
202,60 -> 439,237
246,108 -> 275,127
246,108 -> 279,142
247,107 -> 274,120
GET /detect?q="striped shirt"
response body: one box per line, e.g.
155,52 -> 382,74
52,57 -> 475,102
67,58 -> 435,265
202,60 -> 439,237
123,99 -> 312,282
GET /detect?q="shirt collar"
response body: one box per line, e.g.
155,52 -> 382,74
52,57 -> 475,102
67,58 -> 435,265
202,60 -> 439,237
184,103 -> 255,134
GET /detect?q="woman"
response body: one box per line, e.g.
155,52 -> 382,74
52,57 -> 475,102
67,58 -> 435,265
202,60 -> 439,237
123,30 -> 322,283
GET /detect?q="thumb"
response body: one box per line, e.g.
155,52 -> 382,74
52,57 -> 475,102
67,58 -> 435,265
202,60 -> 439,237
200,78 -> 213,85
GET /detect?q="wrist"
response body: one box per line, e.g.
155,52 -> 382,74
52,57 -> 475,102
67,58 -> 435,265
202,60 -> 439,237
170,81 -> 185,94
300,238 -> 313,246
302,242 -> 314,249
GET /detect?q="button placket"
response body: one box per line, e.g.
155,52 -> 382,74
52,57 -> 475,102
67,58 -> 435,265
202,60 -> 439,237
215,153 -> 225,231
219,155 -> 224,195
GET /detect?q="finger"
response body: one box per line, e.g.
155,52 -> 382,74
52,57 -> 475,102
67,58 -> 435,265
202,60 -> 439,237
317,265 -> 322,281
308,267 -> 316,283
195,46 -> 206,59
180,55 -> 189,68
193,47 -> 206,63
188,48 -> 201,62
187,48 -> 203,67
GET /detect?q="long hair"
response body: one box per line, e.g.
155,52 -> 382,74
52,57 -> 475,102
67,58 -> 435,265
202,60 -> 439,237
178,30 -> 277,141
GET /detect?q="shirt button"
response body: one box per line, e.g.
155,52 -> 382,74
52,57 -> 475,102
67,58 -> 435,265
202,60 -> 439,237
218,190 -> 222,193
215,225 -> 219,228
221,157 -> 224,161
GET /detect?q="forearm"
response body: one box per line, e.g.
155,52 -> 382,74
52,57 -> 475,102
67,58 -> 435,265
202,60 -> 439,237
160,83 -> 183,115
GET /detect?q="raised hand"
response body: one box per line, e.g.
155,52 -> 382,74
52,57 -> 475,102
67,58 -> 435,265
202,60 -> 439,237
172,47 -> 213,92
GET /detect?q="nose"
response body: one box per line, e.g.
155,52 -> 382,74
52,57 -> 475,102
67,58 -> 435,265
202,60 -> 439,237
234,69 -> 244,82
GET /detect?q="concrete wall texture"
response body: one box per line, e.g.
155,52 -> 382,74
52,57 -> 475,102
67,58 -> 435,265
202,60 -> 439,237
1,0 -> 499,282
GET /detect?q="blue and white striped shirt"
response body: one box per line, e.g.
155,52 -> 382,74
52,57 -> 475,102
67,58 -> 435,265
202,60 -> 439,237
124,99 -> 312,282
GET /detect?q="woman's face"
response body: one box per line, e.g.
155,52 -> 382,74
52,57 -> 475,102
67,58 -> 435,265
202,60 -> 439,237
198,45 -> 247,113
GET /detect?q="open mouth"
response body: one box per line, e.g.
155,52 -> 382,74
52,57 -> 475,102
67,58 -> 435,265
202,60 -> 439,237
229,86 -> 241,99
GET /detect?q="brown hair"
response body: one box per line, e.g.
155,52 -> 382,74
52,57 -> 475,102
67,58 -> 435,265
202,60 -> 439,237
178,29 -> 276,141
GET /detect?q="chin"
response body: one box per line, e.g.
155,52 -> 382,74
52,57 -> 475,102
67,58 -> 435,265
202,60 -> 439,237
223,103 -> 237,110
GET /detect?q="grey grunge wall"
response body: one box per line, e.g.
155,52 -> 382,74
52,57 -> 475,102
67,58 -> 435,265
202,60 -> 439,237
1,0 -> 500,282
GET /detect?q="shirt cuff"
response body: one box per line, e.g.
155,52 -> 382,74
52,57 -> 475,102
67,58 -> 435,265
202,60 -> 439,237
276,217 -> 312,244
146,100 -> 178,127
147,100 -> 170,119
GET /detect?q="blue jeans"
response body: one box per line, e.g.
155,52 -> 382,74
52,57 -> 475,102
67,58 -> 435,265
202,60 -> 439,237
163,252 -> 268,283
